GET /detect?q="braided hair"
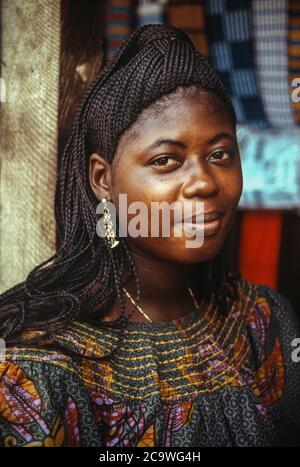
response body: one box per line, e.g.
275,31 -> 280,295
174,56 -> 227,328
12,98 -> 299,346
0,24 -> 239,345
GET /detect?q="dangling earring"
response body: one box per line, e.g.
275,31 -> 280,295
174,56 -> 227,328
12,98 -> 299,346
101,198 -> 119,249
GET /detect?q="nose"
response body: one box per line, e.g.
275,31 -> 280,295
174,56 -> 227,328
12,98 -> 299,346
181,160 -> 220,199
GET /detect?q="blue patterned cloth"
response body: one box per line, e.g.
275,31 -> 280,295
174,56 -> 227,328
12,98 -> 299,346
252,0 -> 296,128
237,124 -> 300,209
205,0 -> 268,129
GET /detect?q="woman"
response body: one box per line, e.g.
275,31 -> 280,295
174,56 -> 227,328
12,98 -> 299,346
0,24 -> 299,447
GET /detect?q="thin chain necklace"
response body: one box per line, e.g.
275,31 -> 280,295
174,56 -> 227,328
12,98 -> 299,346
122,284 -> 201,323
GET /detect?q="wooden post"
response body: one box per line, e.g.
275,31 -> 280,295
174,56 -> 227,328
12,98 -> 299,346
0,0 -> 105,293
0,0 -> 60,292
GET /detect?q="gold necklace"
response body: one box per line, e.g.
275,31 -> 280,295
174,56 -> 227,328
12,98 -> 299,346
122,284 -> 201,323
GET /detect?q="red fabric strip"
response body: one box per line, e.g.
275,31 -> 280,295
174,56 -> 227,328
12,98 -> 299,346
238,211 -> 282,288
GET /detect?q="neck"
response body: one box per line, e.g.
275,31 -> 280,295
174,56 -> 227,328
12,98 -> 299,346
123,243 -> 209,303
100,243 -> 212,322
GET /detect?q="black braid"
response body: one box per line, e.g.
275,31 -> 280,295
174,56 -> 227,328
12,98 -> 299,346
0,24 -> 237,345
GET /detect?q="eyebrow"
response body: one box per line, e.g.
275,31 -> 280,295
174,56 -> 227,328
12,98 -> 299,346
145,133 -> 234,151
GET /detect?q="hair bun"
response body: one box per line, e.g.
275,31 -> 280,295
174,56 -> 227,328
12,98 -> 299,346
104,24 -> 195,80
136,24 -> 193,50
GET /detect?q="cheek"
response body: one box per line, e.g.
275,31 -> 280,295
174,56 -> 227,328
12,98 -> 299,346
112,169 -> 179,239
111,168 -> 155,228
112,165 -> 176,206
113,173 -> 152,206
222,164 -> 243,207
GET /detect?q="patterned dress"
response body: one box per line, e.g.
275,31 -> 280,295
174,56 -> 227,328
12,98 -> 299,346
1,273 -> 300,447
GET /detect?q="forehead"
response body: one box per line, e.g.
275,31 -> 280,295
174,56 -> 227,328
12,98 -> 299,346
116,87 -> 234,157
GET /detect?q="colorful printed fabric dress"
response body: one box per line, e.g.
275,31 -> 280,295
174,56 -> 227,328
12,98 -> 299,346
1,273 -> 300,447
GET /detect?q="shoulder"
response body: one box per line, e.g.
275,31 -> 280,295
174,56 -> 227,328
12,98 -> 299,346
258,284 -> 300,334
0,334 -> 86,408
0,340 -> 90,447
228,272 -> 300,337
0,341 -> 83,407
1,338 -> 77,374
252,285 -> 300,445
0,336 -> 83,406
233,276 -> 300,445
227,273 -> 300,378
246,280 -> 300,383
243,277 -> 299,342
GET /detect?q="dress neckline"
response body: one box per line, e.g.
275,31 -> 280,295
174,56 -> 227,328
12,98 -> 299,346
98,298 -> 212,331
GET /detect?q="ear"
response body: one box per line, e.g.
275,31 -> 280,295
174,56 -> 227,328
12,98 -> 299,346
89,152 -> 112,201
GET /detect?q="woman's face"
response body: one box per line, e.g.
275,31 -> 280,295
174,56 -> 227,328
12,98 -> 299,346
93,87 -> 243,264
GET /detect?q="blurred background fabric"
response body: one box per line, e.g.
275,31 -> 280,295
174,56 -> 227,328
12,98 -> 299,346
252,0 -> 295,128
206,0 -> 268,128
289,0 -> 300,123
0,0 -> 299,315
237,125 -> 300,209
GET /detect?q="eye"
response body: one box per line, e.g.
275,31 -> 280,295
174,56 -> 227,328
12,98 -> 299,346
209,150 -> 232,162
150,155 -> 181,168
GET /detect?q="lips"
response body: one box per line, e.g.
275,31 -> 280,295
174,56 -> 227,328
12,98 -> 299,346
184,211 -> 223,224
179,211 -> 224,238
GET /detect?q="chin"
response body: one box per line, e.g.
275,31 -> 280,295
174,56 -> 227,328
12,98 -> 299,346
172,237 -> 225,264
141,235 -> 225,264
